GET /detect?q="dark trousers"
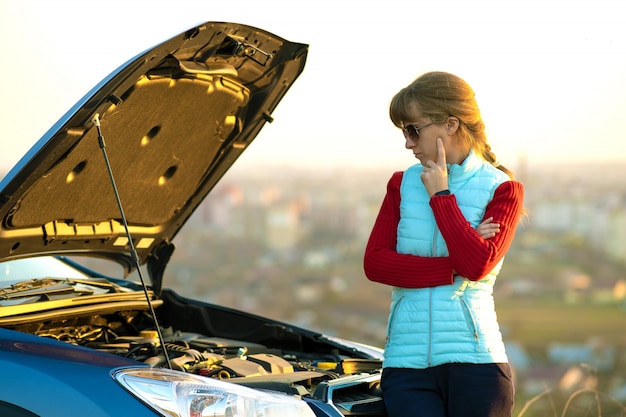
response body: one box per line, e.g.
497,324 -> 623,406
381,363 -> 514,417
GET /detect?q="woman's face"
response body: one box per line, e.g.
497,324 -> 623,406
401,101 -> 468,165
401,102 -> 447,165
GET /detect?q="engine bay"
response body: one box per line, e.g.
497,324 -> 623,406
11,309 -> 355,377
7,305 -> 385,416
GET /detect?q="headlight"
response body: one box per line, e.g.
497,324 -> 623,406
113,367 -> 316,417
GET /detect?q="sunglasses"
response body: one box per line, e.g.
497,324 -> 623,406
402,122 -> 434,142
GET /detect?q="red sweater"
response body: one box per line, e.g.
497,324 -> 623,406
363,171 -> 524,288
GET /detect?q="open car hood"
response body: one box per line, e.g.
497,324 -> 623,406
0,22 -> 308,277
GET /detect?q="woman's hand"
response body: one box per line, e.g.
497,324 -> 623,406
421,138 -> 449,196
476,216 -> 500,239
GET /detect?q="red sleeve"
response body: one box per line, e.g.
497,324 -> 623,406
429,181 -> 524,280
363,172 -> 455,288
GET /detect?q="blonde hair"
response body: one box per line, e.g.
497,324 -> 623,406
390,71 -> 515,179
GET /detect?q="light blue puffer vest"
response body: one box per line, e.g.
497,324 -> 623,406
384,150 -> 510,369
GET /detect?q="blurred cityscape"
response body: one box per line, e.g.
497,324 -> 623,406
166,158 -> 626,414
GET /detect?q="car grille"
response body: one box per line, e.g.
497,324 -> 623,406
313,373 -> 385,416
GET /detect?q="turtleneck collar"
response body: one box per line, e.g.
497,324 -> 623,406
447,149 -> 482,184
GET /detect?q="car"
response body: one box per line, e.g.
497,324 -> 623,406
0,21 -> 385,417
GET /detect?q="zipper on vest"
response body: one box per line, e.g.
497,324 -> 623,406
426,223 -> 439,367
428,225 -> 437,367
386,295 -> 404,345
460,295 -> 480,347
431,225 -> 438,255
427,288 -> 433,366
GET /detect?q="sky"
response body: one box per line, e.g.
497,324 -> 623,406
1,0 -> 625,172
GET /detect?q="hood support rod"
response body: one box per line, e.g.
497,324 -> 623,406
92,113 -> 173,370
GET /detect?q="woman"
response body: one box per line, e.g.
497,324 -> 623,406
363,71 -> 524,417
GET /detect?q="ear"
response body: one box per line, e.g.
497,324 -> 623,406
446,116 -> 460,135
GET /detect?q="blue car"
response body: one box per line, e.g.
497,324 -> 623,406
0,22 -> 384,417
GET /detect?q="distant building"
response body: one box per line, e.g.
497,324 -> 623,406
606,206 -> 626,265
265,200 -> 305,251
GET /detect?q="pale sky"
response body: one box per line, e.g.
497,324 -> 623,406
1,0 -> 625,172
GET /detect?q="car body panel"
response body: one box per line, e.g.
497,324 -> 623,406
0,328 -> 157,417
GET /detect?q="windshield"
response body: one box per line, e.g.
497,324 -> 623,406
0,257 -> 88,287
